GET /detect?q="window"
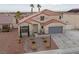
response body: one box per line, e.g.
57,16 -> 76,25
59,16 -> 61,19
20,26 -> 28,33
40,16 -> 45,21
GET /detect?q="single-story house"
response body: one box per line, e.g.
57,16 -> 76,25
0,15 -> 13,32
18,9 -> 66,37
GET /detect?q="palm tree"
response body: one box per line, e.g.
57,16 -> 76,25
37,4 -> 41,12
30,4 -> 34,14
15,11 -> 22,23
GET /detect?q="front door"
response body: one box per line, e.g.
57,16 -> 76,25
33,24 -> 38,33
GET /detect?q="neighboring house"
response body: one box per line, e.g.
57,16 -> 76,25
68,8 -> 79,13
60,9 -> 79,30
0,12 -> 34,31
62,12 -> 79,29
18,9 -> 66,37
0,15 -> 13,32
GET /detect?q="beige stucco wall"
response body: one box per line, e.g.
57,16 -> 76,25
62,14 -> 79,29
11,17 -> 18,28
9,24 -> 13,30
30,14 -> 60,34
32,14 -> 59,23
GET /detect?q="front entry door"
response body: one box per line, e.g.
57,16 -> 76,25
33,24 -> 38,33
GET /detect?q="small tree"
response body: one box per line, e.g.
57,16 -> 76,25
15,11 -> 22,23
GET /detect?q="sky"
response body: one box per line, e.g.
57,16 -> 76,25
0,4 -> 79,12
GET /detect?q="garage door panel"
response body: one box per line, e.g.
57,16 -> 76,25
49,26 -> 63,34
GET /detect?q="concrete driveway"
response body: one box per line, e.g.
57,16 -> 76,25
51,30 -> 79,49
0,29 -> 24,54
32,30 -> 79,54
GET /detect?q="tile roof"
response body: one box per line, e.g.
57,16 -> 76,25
68,8 -> 79,12
42,19 -> 66,26
19,9 -> 61,24
41,9 -> 61,16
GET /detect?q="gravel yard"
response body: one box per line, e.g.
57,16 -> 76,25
0,29 -> 24,54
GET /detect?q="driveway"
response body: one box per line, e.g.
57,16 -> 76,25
32,30 -> 79,54
51,30 -> 79,49
0,29 -> 24,54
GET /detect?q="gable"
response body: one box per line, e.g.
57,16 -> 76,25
19,9 -> 61,24
32,14 -> 59,23
42,19 -> 66,26
19,13 -> 59,24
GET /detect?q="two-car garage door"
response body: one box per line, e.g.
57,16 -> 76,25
48,26 -> 63,34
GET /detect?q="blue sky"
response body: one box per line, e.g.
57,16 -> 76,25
0,4 -> 79,12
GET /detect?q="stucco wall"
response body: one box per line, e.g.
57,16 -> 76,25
62,14 -> 79,29
32,14 -> 59,23
11,16 -> 18,28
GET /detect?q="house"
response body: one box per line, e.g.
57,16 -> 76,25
0,15 -> 13,32
0,12 -> 34,32
56,8 -> 79,30
18,9 -> 66,37
62,11 -> 79,29
68,8 -> 79,12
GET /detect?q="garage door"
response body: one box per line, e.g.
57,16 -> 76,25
48,26 -> 63,34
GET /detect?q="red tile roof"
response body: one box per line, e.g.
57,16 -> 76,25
42,19 -> 66,26
19,9 -> 66,26
41,9 -> 61,16
19,9 -> 61,24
